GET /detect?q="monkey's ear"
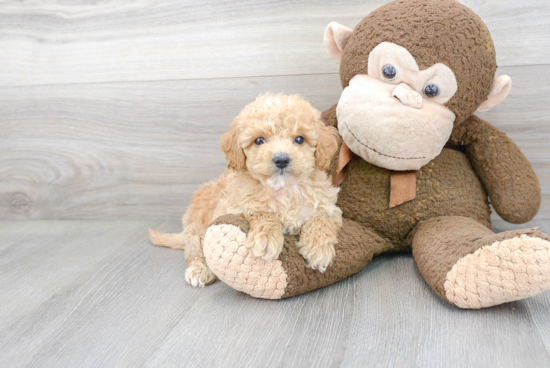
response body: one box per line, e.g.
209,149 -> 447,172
219,123 -> 246,172
475,75 -> 512,113
323,22 -> 353,64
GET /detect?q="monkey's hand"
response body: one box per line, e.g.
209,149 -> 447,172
296,215 -> 341,272
450,115 -> 541,224
244,212 -> 284,261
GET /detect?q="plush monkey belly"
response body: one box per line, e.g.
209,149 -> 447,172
335,148 -> 491,249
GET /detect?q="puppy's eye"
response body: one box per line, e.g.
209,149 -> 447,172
382,64 -> 397,81
294,136 -> 304,145
254,137 -> 266,145
424,84 -> 440,98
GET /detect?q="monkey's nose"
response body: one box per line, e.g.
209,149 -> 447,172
273,154 -> 290,169
392,83 -> 423,109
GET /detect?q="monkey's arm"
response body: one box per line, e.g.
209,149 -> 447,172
449,115 -> 541,223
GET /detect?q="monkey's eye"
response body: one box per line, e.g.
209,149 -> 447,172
424,84 -> 440,98
294,136 -> 304,145
382,64 -> 397,80
254,137 -> 266,145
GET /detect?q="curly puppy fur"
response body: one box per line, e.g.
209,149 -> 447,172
150,94 -> 343,287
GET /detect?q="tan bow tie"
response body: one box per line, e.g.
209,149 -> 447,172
333,142 -> 417,208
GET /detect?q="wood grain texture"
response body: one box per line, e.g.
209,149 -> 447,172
0,73 -> 343,220
0,219 -> 549,368
0,0 -> 549,86
0,65 -> 548,220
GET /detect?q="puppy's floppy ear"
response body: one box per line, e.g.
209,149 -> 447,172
220,122 -> 246,172
315,125 -> 339,171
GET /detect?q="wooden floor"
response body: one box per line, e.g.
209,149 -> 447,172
1,219 -> 549,368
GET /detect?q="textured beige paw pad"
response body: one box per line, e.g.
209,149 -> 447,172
203,224 -> 287,299
445,235 -> 550,309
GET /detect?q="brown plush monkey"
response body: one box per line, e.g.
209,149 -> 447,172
203,0 -> 550,308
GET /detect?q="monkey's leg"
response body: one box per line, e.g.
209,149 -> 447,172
410,216 -> 550,309
203,214 -> 393,299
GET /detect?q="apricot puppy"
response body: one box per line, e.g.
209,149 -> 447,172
150,94 -> 342,287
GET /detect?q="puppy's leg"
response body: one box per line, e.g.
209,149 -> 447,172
244,212 -> 285,261
296,216 -> 341,272
183,225 -> 216,287
180,180 -> 220,287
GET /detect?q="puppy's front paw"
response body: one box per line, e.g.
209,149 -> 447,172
246,223 -> 284,261
296,233 -> 337,273
185,261 -> 216,287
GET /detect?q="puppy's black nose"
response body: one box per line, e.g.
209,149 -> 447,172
273,154 -> 290,169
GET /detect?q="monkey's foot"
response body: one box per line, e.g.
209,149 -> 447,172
203,215 -> 288,299
444,234 -> 550,309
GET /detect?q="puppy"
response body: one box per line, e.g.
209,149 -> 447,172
149,94 -> 342,287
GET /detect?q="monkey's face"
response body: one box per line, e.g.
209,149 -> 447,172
336,42 -> 457,171
324,0 -> 512,171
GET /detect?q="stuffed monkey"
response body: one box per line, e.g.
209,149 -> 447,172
203,0 -> 550,308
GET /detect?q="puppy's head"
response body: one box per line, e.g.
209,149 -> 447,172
220,94 -> 338,188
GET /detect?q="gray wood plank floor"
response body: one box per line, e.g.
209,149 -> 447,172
1,219 -> 549,368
